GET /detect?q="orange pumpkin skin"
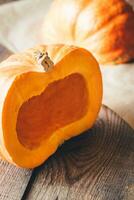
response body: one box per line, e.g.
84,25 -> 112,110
43,0 -> 134,64
0,44 -> 102,168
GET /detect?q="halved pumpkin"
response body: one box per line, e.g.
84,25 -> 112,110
0,45 -> 102,168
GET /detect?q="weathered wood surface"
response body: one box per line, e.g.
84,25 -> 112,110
23,106 -> 134,200
0,44 -> 134,200
0,161 -> 31,200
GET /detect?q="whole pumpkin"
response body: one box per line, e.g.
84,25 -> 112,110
0,44 -> 102,168
43,0 -> 134,64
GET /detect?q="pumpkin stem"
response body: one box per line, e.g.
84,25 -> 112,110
35,51 -> 54,72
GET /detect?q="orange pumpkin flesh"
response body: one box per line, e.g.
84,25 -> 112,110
0,45 -> 102,168
17,73 -> 88,150
43,0 -> 134,64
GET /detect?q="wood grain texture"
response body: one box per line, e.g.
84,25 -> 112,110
0,161 -> 31,200
23,106 -> 134,200
0,44 -> 32,200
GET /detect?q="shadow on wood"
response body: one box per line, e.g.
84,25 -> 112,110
22,106 -> 134,200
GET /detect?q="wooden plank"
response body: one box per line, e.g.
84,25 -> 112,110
23,106 -> 134,200
0,44 -> 32,200
0,161 -> 31,200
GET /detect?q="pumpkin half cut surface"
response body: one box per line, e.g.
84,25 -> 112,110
0,45 -> 102,168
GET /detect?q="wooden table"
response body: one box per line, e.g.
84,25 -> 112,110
0,44 -> 134,200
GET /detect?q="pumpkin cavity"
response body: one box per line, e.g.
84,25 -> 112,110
16,73 -> 88,149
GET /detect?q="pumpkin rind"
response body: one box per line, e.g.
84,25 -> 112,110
0,45 -> 102,168
43,0 -> 134,64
